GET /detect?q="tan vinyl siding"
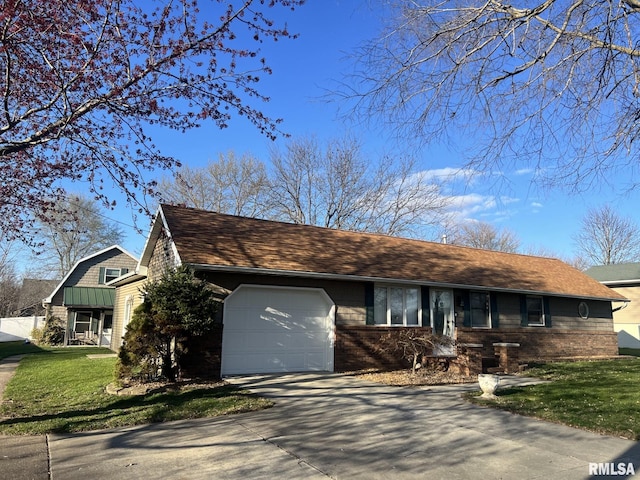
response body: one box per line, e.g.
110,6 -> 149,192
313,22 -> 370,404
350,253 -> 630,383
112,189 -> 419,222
65,251 -> 137,288
609,286 -> 640,326
605,285 -> 640,346
48,305 -> 68,321
110,279 -> 146,351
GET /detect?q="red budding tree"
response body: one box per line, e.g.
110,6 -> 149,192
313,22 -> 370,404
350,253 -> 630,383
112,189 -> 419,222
0,0 -> 302,241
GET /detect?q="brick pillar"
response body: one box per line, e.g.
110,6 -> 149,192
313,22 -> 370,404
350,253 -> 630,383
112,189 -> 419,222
493,342 -> 520,374
451,343 -> 483,376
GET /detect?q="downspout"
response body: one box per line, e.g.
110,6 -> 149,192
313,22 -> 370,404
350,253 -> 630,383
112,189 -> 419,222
612,303 -> 628,313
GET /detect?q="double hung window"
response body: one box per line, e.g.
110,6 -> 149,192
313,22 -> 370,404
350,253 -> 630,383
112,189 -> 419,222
525,296 -> 545,326
469,292 -> 491,328
374,286 -> 419,326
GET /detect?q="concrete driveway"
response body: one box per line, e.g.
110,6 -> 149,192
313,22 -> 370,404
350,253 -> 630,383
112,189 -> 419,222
44,373 -> 640,480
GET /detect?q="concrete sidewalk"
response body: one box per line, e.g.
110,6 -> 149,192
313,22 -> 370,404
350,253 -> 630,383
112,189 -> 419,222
0,355 -> 24,399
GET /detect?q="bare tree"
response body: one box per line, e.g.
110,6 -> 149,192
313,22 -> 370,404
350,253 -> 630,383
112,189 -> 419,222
0,241 -> 20,317
159,152 -> 271,218
35,194 -> 124,277
448,222 -> 520,253
0,0 -> 302,242
269,136 -> 450,236
343,1 -> 640,190
574,205 -> 640,265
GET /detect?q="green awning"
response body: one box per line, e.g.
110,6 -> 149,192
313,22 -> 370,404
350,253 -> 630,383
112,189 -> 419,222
63,287 -> 115,307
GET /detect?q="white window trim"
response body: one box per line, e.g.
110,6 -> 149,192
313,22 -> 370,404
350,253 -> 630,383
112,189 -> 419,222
73,310 -> 94,335
374,285 -> 422,326
104,268 -> 122,283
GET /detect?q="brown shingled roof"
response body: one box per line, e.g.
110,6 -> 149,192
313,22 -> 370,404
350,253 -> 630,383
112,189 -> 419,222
157,204 -> 626,301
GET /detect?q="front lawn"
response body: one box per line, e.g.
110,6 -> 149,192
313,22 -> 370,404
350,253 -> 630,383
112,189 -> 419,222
0,340 -> 46,360
469,358 -> 640,440
0,346 -> 272,435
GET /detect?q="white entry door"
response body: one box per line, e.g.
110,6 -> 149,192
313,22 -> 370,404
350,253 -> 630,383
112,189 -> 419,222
221,285 -> 335,375
430,289 -> 455,354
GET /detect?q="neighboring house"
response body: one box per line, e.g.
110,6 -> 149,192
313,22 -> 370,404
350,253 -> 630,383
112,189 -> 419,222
585,263 -> 640,348
111,204 -> 626,377
43,245 -> 138,347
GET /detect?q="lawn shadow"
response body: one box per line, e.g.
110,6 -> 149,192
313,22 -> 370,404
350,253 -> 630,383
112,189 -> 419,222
0,384 -> 270,434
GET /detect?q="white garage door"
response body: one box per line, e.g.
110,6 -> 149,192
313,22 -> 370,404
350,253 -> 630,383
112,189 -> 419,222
221,285 -> 335,375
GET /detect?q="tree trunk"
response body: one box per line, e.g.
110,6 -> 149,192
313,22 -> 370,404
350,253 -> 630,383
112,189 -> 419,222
162,340 -> 175,382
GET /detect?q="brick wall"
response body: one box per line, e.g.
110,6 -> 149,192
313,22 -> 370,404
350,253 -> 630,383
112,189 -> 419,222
456,327 -> 619,362
335,325 -> 435,371
334,326 -> 619,373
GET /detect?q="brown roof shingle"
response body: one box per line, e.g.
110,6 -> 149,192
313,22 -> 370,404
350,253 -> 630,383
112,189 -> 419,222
158,204 -> 626,301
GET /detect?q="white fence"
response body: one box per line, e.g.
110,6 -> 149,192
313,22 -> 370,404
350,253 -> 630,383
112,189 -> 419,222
0,316 -> 45,342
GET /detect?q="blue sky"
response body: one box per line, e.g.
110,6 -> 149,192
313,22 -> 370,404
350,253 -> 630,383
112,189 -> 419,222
80,1 -> 640,264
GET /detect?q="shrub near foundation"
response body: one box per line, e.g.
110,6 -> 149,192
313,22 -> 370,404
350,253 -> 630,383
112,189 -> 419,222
116,266 -> 218,383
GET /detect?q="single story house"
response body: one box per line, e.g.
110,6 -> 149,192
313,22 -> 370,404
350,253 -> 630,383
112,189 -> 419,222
110,204 -> 626,377
585,263 -> 640,348
43,245 -> 138,347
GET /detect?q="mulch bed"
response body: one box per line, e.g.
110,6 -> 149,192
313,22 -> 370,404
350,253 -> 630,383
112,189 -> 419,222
106,379 -> 226,396
350,368 -> 476,387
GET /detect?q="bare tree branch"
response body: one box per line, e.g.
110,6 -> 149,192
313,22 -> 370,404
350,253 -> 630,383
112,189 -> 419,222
269,135 -> 451,237
574,204 -> 640,265
341,0 -> 640,190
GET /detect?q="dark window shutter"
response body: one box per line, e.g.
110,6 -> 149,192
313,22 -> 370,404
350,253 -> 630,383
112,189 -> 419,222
543,297 -> 552,328
421,286 -> 430,327
490,293 -> 499,328
98,267 -> 106,285
520,295 -> 528,326
462,291 -> 471,327
365,283 -> 375,325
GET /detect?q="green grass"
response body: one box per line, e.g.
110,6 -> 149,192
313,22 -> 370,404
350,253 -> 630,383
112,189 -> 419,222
0,340 -> 46,360
0,345 -> 272,435
469,358 -> 640,440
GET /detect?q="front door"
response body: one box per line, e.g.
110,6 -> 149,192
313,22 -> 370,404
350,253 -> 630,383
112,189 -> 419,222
430,289 -> 455,354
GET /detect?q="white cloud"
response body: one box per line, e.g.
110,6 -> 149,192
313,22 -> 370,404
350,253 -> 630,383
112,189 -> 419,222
419,167 -> 483,184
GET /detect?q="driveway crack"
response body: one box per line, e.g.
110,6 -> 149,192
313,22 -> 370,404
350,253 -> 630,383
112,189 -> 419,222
45,434 -> 52,480
235,418 -> 336,479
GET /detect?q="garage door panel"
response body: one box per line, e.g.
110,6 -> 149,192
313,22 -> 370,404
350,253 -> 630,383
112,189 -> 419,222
228,330 -> 326,351
222,286 -> 334,375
